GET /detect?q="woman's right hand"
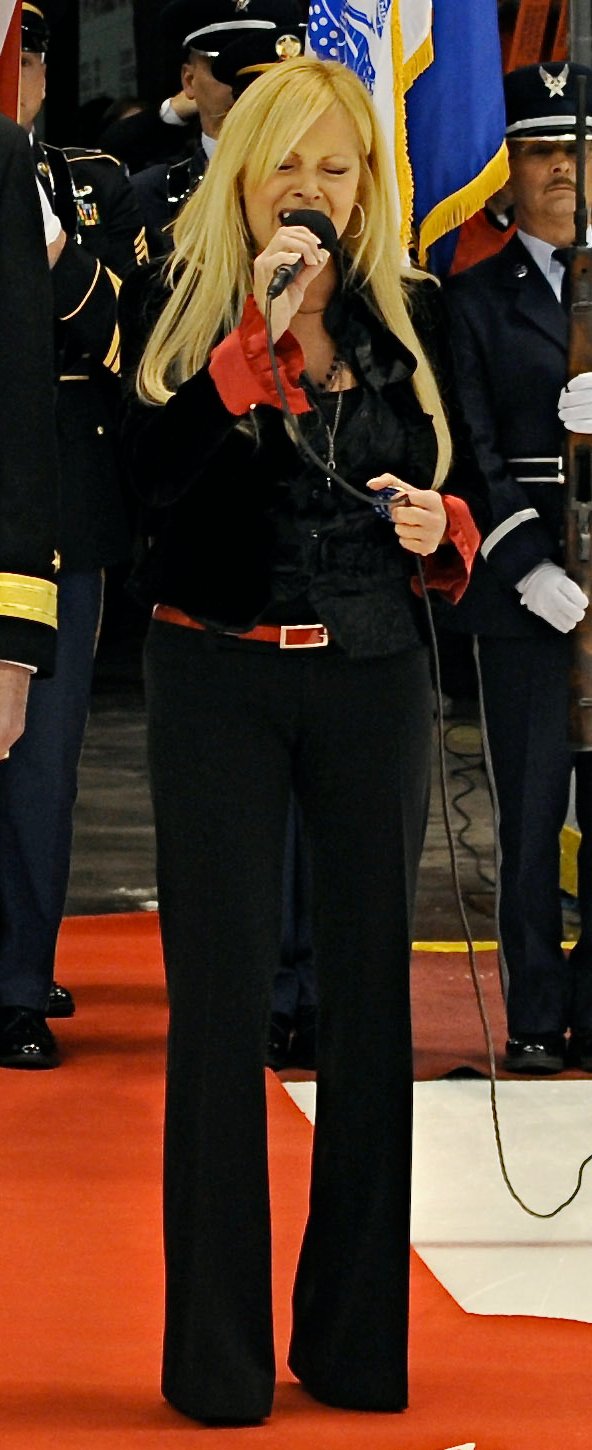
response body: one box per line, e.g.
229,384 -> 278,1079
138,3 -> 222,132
252,224 -> 330,342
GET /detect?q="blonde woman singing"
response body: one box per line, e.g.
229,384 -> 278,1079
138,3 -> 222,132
120,56 -> 487,1428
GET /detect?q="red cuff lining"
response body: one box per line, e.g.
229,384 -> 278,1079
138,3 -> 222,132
208,294 -> 310,416
412,494 -> 480,603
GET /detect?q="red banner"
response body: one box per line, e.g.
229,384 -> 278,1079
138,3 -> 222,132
0,0 -> 21,120
507,0 -> 552,70
551,0 -> 568,61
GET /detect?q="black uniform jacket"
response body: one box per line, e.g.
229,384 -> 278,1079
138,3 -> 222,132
119,265 -> 490,649
35,141 -> 148,569
0,118 -> 58,673
442,233 -> 568,637
132,139 -> 208,258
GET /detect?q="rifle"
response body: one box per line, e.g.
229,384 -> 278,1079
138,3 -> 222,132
564,72 -> 592,748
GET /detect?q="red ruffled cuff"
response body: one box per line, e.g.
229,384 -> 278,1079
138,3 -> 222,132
411,494 -> 481,603
208,294 -> 311,417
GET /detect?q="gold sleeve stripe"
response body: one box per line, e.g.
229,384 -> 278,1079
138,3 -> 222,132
23,3 -> 44,16
59,257 -> 101,321
66,153 -> 123,167
0,575 -> 57,629
103,323 -> 121,374
105,266 -> 122,297
134,229 -> 149,263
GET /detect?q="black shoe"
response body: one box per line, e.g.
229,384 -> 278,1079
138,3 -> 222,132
0,1007 -> 60,1069
265,1012 -> 294,1072
289,1004 -> 317,1069
46,981 -> 76,1018
504,1032 -> 566,1074
567,1031 -> 592,1072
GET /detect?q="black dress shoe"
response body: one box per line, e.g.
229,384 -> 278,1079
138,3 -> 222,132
265,1012 -> 293,1072
0,1007 -> 60,1069
504,1032 -> 566,1074
289,1004 -> 317,1069
46,981 -> 76,1018
567,1031 -> 592,1072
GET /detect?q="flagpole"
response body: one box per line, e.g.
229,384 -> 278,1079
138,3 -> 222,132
570,0 -> 592,65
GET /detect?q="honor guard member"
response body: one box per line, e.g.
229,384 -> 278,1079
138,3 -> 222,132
132,0 -> 305,257
0,1 -> 147,1069
0,114 -> 60,1068
0,115 -> 58,706
443,63 -> 592,1074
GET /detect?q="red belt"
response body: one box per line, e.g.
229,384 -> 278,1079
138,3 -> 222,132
152,604 -> 331,649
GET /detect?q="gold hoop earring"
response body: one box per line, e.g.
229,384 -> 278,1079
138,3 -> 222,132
349,201 -> 366,238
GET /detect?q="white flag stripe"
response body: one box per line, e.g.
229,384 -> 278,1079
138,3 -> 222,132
306,0 -> 435,251
0,0 -> 17,54
400,0 -> 432,82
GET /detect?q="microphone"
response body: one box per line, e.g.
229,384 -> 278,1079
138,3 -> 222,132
266,209 -> 338,300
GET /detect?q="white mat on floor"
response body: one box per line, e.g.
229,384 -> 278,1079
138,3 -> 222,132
284,1079 -> 592,1322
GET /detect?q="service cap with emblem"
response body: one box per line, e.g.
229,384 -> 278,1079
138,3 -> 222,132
504,60 -> 592,141
21,0 -> 66,54
160,0 -> 302,60
21,1 -> 51,53
211,16 -> 305,96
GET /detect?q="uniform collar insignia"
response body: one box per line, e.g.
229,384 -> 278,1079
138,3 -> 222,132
539,63 -> 569,98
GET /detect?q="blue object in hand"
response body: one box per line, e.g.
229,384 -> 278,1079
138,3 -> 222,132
371,486 -> 407,520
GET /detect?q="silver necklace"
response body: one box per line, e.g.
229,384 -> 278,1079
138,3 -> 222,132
324,390 -> 343,489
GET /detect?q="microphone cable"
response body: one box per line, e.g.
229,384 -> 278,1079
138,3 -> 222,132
444,722 -> 496,895
264,293 -> 592,1218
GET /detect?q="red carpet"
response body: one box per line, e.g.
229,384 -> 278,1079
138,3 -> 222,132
0,913 -> 590,1449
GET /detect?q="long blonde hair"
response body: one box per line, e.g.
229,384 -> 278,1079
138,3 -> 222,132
138,56 -> 452,485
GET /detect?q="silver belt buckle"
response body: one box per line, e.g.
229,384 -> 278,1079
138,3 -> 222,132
279,624 -> 329,649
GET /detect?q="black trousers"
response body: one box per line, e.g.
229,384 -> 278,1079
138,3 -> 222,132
476,633 -> 592,1035
274,794 -> 315,1017
145,620 -> 432,1422
0,571 -> 103,1009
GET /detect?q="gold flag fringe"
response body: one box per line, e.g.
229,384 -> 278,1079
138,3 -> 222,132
417,141 -> 509,266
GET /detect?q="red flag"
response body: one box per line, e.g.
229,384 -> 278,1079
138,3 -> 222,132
0,0 -> 21,120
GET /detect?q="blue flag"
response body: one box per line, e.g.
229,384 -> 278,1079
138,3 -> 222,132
307,0 -> 508,275
406,0 -> 508,274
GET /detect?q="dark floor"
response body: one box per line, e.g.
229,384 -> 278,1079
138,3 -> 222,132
65,613 -> 500,939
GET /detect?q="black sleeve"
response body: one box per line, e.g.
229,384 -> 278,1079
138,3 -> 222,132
443,277 -> 555,585
0,119 -> 58,673
51,159 -> 148,374
406,277 -> 492,536
119,265 -> 240,507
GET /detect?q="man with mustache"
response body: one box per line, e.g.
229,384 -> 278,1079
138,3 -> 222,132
443,63 -> 592,1074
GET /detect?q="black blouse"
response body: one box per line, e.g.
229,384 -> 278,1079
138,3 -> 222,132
119,270 -> 489,658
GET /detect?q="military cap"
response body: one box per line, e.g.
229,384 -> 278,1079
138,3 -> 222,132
211,20 -> 305,95
21,1 -> 51,53
504,61 -> 592,141
160,0 -> 301,59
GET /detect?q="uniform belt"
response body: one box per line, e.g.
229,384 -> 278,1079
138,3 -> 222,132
152,603 -> 331,648
508,455 -> 565,484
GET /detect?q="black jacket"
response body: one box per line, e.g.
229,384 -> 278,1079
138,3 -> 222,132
120,269 -> 490,655
132,139 -> 208,258
0,118 -> 58,672
35,141 -> 148,569
442,233 -> 568,637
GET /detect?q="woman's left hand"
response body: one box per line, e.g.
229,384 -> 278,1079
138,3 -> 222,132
367,475 -> 447,556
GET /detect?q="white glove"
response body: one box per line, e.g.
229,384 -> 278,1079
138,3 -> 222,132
558,372 -> 592,432
516,560 -> 589,632
35,178 -> 62,245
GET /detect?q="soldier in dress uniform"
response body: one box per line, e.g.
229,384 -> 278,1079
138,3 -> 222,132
0,114 -> 58,717
0,112 -> 60,1068
443,62 -> 592,1074
131,0 -> 305,257
0,1 -> 147,1069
